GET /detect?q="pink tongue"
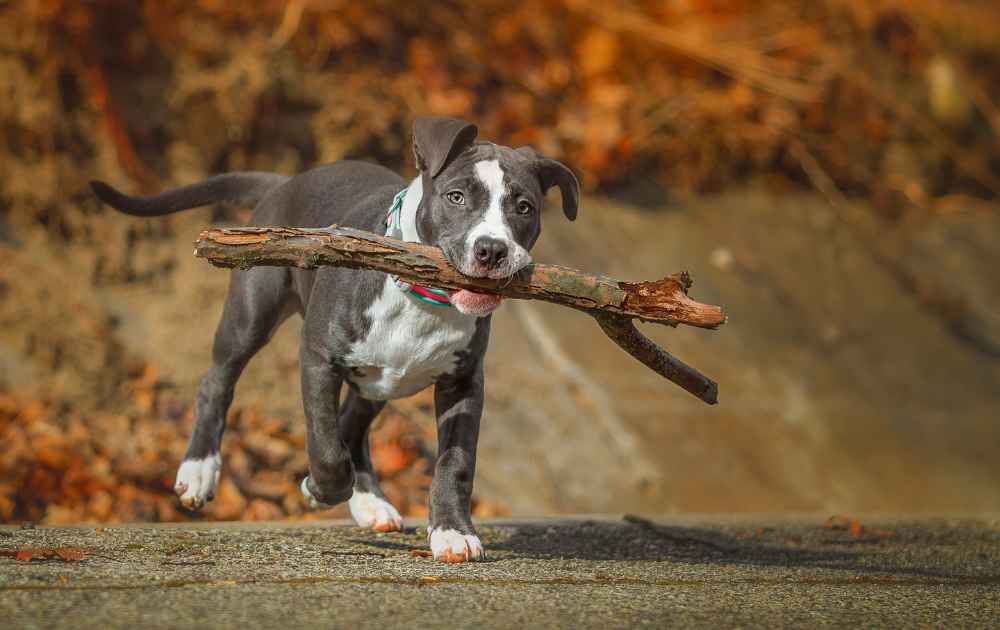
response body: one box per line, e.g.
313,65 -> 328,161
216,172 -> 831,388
449,289 -> 503,314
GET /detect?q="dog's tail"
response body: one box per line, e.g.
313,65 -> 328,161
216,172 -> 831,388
90,172 -> 290,217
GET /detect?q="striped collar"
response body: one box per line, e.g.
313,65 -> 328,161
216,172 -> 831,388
385,188 -> 453,308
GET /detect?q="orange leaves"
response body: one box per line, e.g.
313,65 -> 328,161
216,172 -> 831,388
0,361 -> 508,525
7,0 -> 1000,225
11,1 -> 996,215
208,480 -> 247,521
824,516 -> 897,539
375,442 -> 415,477
1,548 -> 85,562
576,29 -> 619,78
825,515 -> 866,537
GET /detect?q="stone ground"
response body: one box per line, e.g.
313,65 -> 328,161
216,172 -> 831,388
1,515 -> 998,628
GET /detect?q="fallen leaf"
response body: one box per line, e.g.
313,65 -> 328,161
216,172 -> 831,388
825,515 -> 861,535
7,547 -> 85,562
410,549 -> 433,558
55,548 -> 85,561
824,516 -> 896,539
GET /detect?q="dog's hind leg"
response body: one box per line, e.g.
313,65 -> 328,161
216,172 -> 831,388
175,267 -> 293,510
334,392 -> 403,532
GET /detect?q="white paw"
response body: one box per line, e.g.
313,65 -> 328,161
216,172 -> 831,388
429,527 -> 485,563
174,454 -> 221,510
300,477 -> 327,509
348,491 -> 403,532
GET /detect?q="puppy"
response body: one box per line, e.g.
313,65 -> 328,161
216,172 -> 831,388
92,116 -> 579,562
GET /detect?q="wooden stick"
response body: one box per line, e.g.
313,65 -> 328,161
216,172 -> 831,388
194,225 -> 725,404
594,314 -> 718,404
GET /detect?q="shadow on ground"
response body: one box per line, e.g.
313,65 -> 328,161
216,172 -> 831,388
348,516 -> 1000,584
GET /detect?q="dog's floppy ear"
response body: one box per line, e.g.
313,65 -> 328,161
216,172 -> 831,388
413,116 -> 479,178
517,147 -> 580,221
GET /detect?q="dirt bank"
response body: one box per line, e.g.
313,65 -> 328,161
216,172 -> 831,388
3,188 -> 997,521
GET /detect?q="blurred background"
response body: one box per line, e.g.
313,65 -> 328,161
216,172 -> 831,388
1,0 -> 998,525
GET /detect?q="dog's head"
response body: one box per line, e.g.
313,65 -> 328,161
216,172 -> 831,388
412,117 -> 579,292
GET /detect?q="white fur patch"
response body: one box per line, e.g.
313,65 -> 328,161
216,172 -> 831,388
345,276 -> 477,400
429,527 -> 485,562
474,160 -> 507,235
348,491 -> 403,532
463,159 -> 531,279
174,454 -> 221,510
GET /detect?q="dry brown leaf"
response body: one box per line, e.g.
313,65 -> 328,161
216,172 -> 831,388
4,547 -> 85,562
824,515 -> 896,539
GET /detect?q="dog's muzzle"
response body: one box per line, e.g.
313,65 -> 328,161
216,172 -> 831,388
448,239 -> 531,316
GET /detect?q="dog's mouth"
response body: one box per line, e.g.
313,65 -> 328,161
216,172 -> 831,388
439,247 -> 529,316
443,262 -> 510,317
446,287 -> 503,317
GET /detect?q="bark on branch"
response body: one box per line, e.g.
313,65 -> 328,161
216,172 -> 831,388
194,225 -> 726,404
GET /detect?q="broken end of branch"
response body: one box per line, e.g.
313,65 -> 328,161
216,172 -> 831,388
595,313 -> 719,405
619,272 -> 725,329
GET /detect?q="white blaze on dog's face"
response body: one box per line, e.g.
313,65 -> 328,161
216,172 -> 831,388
459,159 -> 534,280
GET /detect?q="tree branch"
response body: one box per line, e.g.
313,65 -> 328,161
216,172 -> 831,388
594,314 -> 718,404
194,225 -> 726,404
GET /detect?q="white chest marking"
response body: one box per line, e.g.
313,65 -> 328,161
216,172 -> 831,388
345,277 -> 476,400
345,176 -> 477,400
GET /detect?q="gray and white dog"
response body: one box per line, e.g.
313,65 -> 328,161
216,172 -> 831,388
91,116 -> 579,562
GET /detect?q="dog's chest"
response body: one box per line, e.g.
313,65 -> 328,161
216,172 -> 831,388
344,277 -> 477,400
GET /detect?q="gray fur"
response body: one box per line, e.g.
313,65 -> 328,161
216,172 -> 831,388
91,117 -> 580,555
90,172 -> 290,217
413,117 -> 479,178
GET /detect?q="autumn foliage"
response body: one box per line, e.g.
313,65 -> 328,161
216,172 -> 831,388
0,364 -> 465,524
4,0 -> 999,208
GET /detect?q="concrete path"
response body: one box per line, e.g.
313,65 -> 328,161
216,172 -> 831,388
1,515 -> 998,628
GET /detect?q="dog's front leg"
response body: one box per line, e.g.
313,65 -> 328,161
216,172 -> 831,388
428,360 -> 486,562
299,344 -> 354,507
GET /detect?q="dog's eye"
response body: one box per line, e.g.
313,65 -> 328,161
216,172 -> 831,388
445,191 -> 465,206
516,200 -> 534,215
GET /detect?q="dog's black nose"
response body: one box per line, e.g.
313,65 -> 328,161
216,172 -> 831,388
473,237 -> 508,268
